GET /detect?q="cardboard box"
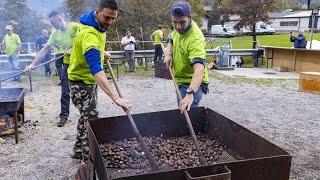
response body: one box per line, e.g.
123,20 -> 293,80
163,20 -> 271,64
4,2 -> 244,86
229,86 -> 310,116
300,72 -> 320,94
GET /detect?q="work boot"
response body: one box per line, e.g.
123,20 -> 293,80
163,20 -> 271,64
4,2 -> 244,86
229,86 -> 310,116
71,152 -> 82,160
57,117 -> 67,127
71,146 -> 83,160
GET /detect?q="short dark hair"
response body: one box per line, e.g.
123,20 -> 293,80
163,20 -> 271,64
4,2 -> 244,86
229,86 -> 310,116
99,0 -> 118,10
48,11 -> 59,18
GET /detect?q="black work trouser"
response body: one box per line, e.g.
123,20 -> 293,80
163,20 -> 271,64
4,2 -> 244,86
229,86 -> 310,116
154,44 -> 163,61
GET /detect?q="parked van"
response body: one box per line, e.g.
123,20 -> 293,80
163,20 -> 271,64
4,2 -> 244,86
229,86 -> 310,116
241,21 -> 275,35
210,25 -> 236,37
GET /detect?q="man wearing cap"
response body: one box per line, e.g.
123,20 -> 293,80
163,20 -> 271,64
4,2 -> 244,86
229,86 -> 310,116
25,11 -> 80,127
2,25 -> 21,81
150,24 -> 164,62
164,1 -> 209,113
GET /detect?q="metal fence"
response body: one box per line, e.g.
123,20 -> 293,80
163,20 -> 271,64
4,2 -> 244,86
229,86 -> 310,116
20,42 -> 36,54
106,39 -> 260,51
105,40 -> 165,51
0,39 -> 259,55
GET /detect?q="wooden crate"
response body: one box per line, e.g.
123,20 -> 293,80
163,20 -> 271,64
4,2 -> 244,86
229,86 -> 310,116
154,60 -> 172,80
300,72 -> 320,94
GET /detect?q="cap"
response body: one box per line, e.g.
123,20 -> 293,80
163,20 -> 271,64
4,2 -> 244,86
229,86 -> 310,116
5,25 -> 13,30
171,1 -> 191,17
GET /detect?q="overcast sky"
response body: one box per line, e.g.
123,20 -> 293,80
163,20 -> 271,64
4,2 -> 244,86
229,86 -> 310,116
27,0 -> 64,17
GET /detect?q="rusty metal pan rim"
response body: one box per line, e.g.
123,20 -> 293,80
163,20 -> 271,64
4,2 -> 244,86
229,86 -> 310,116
88,107 -> 292,156
204,108 -> 292,156
107,155 -> 291,179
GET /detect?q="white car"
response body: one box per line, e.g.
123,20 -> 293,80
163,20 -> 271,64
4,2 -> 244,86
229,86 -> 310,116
210,25 -> 236,37
241,23 -> 275,35
257,24 -> 275,35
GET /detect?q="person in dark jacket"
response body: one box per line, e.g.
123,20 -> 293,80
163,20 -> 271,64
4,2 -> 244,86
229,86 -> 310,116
35,29 -> 51,77
290,30 -> 307,48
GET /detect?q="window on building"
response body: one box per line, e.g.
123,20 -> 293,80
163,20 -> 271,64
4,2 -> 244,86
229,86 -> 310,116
280,21 -> 298,26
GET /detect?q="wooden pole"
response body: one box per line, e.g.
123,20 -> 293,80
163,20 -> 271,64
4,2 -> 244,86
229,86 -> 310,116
115,28 -> 122,50
140,27 -> 145,50
168,66 -> 207,166
105,60 -> 159,172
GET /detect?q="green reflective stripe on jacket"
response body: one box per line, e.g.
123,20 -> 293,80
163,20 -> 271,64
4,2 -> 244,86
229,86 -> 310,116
172,21 -> 209,85
68,24 -> 106,84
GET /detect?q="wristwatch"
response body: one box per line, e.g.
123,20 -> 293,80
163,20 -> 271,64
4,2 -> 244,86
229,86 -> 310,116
186,87 -> 194,95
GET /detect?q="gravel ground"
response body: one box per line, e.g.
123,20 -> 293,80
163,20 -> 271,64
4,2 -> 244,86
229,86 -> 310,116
0,69 -> 319,179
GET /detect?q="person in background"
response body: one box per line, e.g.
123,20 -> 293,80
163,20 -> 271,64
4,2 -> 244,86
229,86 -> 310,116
35,29 -> 51,77
164,1 -> 209,113
166,26 -> 174,43
0,44 -> 5,55
68,0 -> 131,163
290,30 -> 307,48
121,30 -> 136,72
150,24 -> 164,62
2,25 -> 21,81
25,11 -> 80,127
236,57 -> 244,68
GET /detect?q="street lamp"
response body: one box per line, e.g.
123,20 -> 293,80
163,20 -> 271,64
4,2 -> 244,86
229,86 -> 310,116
309,0 -> 320,49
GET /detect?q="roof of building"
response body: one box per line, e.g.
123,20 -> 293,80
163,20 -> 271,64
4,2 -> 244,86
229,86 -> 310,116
282,11 -> 312,18
268,11 -> 300,18
228,10 -> 314,22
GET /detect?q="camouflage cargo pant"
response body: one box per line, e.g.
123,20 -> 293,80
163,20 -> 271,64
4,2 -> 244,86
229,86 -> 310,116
69,81 -> 98,163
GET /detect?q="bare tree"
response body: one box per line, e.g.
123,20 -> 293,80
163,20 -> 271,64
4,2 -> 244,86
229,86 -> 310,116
0,0 -> 49,42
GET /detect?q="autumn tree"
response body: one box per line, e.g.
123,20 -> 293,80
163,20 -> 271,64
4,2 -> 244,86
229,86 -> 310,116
273,0 -> 303,11
210,0 -> 234,26
220,0 -> 277,48
64,0 -> 85,21
188,0 -> 205,25
64,0 -> 98,21
64,0 -> 205,48
0,0 -> 49,42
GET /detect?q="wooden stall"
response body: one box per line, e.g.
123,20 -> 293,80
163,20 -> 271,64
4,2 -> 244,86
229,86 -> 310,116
263,46 -> 320,72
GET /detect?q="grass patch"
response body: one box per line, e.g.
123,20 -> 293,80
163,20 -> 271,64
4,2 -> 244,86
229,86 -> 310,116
206,33 -> 320,49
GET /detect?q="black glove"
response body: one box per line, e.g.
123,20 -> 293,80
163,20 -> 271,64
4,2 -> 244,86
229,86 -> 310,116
130,41 -> 134,44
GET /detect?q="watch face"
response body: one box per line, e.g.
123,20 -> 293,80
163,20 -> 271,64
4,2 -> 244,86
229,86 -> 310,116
186,87 -> 193,94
